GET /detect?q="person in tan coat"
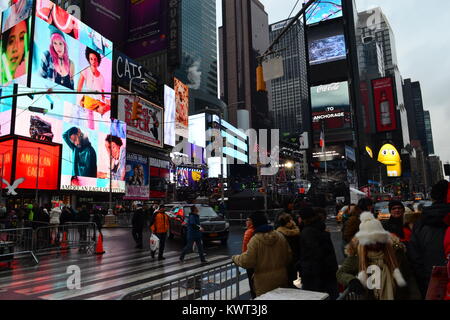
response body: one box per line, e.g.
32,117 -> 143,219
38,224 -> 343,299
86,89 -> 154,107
232,212 -> 292,297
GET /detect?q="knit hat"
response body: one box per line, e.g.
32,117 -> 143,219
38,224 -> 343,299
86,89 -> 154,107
298,207 -> 316,220
355,212 -> 391,246
49,24 -> 65,39
248,212 -> 268,228
388,200 -> 404,212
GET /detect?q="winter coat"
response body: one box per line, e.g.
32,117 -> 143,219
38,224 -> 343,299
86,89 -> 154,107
49,208 -> 61,225
63,130 -> 97,178
77,209 -> 91,223
408,203 -> 450,297
336,236 -> 422,300
232,226 -> 292,297
242,226 -> 255,253
297,220 -> 339,296
151,211 -> 169,234
131,209 -> 146,230
59,209 -> 72,225
383,217 -> 413,243
277,222 -> 301,287
342,216 -> 361,244
187,213 -> 202,240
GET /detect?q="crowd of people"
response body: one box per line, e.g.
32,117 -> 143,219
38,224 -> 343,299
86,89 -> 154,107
232,179 -> 450,300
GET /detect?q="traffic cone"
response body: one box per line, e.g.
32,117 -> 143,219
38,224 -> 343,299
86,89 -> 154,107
95,233 -> 105,255
60,232 -> 68,250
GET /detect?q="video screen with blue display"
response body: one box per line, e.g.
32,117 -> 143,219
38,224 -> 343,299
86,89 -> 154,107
305,0 -> 343,25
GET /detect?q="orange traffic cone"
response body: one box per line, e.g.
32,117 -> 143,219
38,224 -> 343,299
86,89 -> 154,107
60,232 -> 68,250
95,233 -> 105,255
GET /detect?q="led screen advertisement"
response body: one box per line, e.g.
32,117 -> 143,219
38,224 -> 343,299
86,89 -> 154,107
174,77 -> 189,139
0,83 -> 14,136
163,85 -> 175,146
312,145 -> 345,162
126,0 -> 168,58
311,81 -> 351,131
15,139 -> 61,190
31,0 -> 113,120
188,113 -> 205,148
0,15 -> 32,85
124,152 -> 149,200
1,0 -> 32,32
0,139 -> 14,189
305,0 -> 342,25
309,34 -> 346,65
372,77 -> 397,132
118,87 -> 163,148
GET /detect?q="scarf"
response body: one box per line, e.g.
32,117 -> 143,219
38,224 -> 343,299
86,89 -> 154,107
366,251 -> 395,300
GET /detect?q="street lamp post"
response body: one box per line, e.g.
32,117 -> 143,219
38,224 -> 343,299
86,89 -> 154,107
129,77 -> 149,93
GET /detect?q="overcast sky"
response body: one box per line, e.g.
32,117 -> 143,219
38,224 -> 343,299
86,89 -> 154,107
216,0 -> 450,170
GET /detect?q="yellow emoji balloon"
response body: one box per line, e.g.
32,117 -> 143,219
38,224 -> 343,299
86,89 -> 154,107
378,144 -> 402,177
191,171 -> 201,182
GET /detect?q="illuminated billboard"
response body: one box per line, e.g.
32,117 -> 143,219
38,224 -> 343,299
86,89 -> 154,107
117,87 -> 163,148
188,113 -> 206,148
309,34 -> 346,65
126,0 -> 168,58
372,77 -> 397,132
1,0 -> 32,32
0,139 -> 14,189
174,77 -> 189,139
305,0 -> 343,25
378,144 -> 402,177
0,83 -> 14,136
31,0 -> 113,119
1,10 -> 32,85
164,85 -> 176,146
124,152 -> 149,200
311,81 -> 351,130
312,145 -> 345,162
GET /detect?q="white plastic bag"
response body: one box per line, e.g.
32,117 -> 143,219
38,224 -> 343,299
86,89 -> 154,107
150,233 -> 160,252
293,273 -> 302,289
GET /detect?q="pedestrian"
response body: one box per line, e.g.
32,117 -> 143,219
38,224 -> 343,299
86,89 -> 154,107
179,205 -> 207,263
408,180 -> 450,298
358,198 -> 374,213
342,205 -> 363,250
276,213 -> 300,288
150,207 -> 170,260
296,207 -> 339,300
336,212 -> 421,300
77,206 -> 91,253
49,206 -> 61,245
131,205 -> 146,249
92,208 -> 104,237
382,200 -> 408,242
242,215 -> 256,299
232,212 -> 291,298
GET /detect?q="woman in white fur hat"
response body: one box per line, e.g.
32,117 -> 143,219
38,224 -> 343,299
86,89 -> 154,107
336,212 -> 421,300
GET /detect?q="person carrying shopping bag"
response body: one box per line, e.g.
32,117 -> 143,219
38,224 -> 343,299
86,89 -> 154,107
150,207 -> 169,260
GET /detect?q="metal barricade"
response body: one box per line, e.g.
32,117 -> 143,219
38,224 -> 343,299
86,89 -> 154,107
34,222 -> 97,254
336,288 -> 366,301
0,227 -> 38,265
121,261 -> 241,300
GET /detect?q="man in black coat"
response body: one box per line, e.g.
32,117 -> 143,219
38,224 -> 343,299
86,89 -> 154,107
408,180 -> 450,298
296,207 -> 339,300
132,205 -> 146,249
382,200 -> 406,240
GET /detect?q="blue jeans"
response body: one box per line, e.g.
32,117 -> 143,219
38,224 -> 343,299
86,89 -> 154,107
180,237 -> 205,261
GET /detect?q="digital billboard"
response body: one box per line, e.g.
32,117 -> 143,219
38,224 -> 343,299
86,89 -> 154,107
0,139 -> 14,189
164,85 -> 176,146
305,0 -> 342,25
174,77 -> 189,139
118,87 -> 163,148
1,0 -> 32,32
15,139 -> 61,190
372,77 -> 397,132
312,145 -> 345,162
124,152 -> 149,200
83,0 -> 128,45
309,34 -> 346,65
188,113 -> 205,148
311,81 -> 351,130
126,0 -> 168,58
0,83 -> 13,136
31,0 -> 113,119
1,14 -> 32,85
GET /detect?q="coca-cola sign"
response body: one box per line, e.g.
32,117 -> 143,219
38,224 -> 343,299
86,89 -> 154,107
316,82 -> 341,93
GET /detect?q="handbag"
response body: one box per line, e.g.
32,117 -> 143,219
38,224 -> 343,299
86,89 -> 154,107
150,233 -> 160,252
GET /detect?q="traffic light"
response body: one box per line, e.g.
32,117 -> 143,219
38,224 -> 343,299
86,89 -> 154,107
131,99 -> 143,121
256,64 -> 266,92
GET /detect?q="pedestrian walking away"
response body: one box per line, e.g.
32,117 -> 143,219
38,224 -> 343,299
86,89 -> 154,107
232,212 -> 292,298
132,205 -> 146,249
241,215 -> 256,299
150,207 -> 170,260
179,205 -> 207,263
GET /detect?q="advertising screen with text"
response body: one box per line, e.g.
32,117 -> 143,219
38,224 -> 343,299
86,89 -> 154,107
372,77 -> 397,132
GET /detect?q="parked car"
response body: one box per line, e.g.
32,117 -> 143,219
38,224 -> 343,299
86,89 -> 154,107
168,204 -> 230,245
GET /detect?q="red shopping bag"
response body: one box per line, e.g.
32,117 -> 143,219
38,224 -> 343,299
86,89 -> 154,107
425,266 -> 448,300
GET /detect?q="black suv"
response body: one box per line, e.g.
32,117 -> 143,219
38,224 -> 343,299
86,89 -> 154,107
168,204 -> 229,245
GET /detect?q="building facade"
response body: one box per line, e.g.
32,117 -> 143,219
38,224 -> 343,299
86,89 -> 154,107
269,19 -> 309,136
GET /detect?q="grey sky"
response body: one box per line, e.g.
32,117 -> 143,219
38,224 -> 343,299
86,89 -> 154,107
217,0 -> 450,169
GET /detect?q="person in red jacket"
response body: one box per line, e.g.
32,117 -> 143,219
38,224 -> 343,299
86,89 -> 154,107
151,207 -> 170,260
242,215 -> 256,299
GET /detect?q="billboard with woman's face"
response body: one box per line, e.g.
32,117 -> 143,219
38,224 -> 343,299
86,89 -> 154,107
0,16 -> 31,85
31,0 -> 113,118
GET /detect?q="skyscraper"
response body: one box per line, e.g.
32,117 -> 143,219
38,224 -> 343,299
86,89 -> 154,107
269,19 -> 309,136
220,0 -> 272,130
424,110 -> 435,155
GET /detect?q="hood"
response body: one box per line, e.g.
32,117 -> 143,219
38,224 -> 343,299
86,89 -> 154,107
422,204 -> 450,227
277,223 -> 300,237
257,230 -> 282,247
254,224 -> 274,234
